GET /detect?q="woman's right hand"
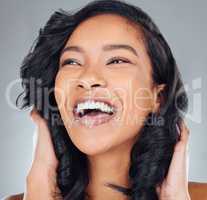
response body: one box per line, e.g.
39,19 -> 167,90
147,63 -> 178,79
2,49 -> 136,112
23,108 -> 62,200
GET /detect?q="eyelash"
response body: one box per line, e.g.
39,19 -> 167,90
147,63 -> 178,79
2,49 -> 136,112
61,57 -> 130,67
108,57 -> 130,65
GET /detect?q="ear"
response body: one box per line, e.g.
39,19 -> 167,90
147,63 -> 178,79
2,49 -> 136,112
152,84 -> 166,113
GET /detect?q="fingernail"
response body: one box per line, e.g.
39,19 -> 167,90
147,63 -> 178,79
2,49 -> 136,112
176,123 -> 181,139
30,107 -> 38,122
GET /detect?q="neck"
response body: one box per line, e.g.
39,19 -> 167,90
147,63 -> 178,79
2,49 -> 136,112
86,139 -> 135,200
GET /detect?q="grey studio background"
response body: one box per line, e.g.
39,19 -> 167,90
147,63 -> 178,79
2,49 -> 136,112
0,0 -> 207,198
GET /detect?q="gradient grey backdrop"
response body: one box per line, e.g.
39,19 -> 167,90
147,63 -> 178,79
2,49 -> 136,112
0,0 -> 207,198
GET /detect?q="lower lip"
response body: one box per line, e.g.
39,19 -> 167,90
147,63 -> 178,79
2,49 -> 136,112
74,112 -> 117,127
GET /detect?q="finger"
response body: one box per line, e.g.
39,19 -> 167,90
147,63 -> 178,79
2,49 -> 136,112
30,108 -> 58,169
179,119 -> 190,143
164,119 -> 190,184
30,107 -> 46,125
34,125 -> 56,158
30,108 -> 53,153
156,185 -> 161,196
30,107 -> 38,122
175,119 -> 190,152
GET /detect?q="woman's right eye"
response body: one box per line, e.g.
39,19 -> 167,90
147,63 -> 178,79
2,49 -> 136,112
61,59 -> 80,67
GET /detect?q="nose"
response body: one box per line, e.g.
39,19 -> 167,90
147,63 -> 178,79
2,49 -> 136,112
76,67 -> 107,91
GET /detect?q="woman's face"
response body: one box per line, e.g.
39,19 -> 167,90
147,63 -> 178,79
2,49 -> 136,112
55,14 -> 161,155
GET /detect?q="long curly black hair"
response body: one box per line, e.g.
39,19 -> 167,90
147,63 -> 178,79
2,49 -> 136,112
16,0 -> 188,199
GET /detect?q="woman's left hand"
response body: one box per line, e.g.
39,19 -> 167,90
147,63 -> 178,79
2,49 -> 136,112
156,119 -> 191,200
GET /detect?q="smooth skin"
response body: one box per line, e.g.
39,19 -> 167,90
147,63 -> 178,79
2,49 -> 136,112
24,14 -> 191,200
54,14 -> 165,200
24,108 -> 190,200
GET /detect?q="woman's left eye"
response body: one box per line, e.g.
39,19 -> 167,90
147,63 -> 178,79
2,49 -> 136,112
107,58 -> 130,65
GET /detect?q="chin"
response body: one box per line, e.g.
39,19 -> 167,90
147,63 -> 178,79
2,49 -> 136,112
66,128 -> 116,156
73,139 -> 114,156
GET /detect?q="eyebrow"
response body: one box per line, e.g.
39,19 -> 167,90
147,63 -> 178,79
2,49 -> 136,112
60,44 -> 139,57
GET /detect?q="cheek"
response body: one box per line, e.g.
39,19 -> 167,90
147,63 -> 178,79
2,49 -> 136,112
54,72 -> 74,125
117,76 -> 153,131
55,71 -> 74,104
54,72 -> 66,110
131,71 -> 153,111
134,86 -> 154,112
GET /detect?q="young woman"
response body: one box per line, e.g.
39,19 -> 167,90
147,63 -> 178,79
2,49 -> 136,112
8,0 -> 195,199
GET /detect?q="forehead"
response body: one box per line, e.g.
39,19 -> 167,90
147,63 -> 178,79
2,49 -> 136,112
65,14 -> 144,47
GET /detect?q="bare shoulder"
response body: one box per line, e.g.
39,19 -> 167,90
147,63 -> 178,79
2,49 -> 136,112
188,181 -> 207,200
2,193 -> 24,200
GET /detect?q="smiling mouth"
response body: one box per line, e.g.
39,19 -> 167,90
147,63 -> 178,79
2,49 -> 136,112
74,110 -> 117,127
72,101 -> 118,127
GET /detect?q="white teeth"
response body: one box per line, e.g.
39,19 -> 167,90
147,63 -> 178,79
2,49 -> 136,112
76,100 -> 114,115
